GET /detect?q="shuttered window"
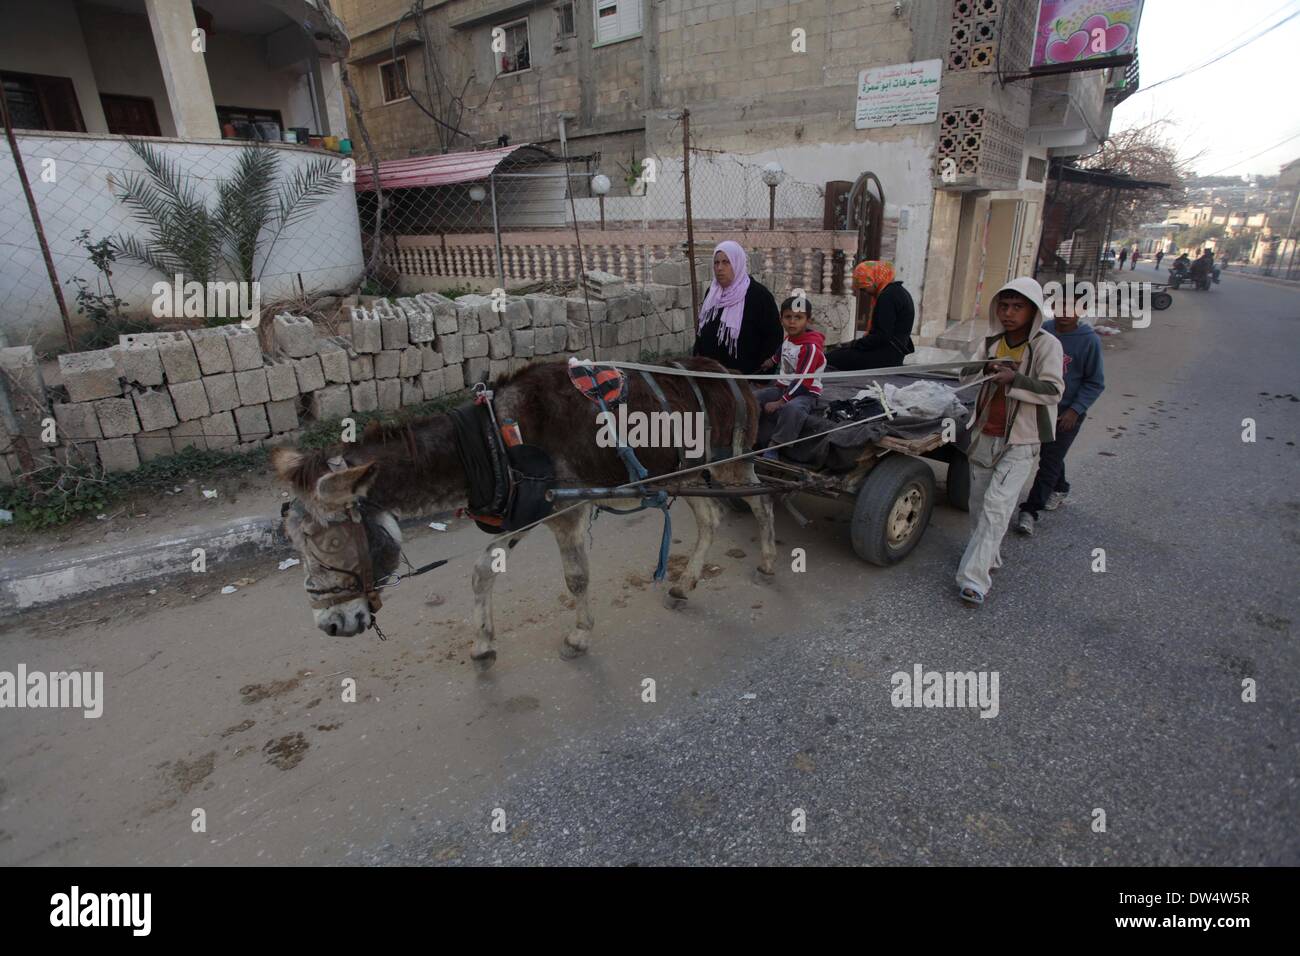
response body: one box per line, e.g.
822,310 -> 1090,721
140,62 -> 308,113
594,0 -> 641,45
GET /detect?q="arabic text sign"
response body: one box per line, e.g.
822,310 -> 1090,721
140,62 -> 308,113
854,59 -> 942,131
1032,0 -> 1144,69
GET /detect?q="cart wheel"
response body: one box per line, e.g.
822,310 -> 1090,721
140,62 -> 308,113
945,453 -> 970,511
850,455 -> 935,566
1151,291 -> 1173,311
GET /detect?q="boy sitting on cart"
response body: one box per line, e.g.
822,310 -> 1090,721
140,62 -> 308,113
756,295 -> 827,460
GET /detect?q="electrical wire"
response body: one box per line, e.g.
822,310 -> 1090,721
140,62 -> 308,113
1136,7 -> 1300,94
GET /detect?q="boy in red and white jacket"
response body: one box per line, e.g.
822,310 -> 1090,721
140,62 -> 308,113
755,295 -> 826,457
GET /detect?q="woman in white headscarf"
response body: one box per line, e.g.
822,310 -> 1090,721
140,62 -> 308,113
692,240 -> 782,376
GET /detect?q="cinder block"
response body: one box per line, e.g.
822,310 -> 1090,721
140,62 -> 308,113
398,297 -> 435,343
462,334 -> 489,359
617,317 -> 645,344
203,372 -> 240,413
375,378 -> 402,411
135,429 -> 174,462
264,358 -> 299,402
349,353 -> 374,381
373,350 -> 401,379
419,369 -> 443,399
380,309 -> 409,350
95,396 -> 141,438
58,350 -> 120,402
234,439 -> 265,454
643,283 -> 676,310
565,297 -> 607,325
436,332 -> 464,365
607,295 -> 635,323
349,307 -> 383,353
443,364 -> 464,394
511,329 -> 535,357
504,297 -> 531,330
201,411 -> 237,449
567,323 -> 590,352
266,398 -> 299,434
234,367 -> 270,406
156,331 -> 201,383
350,380 -> 378,413
652,257 -> 692,286
52,402 -> 102,440
399,347 -> 423,378
169,420 -> 205,452
167,379 -> 210,422
489,359 -> 510,381
113,334 -> 165,386
401,377 -> 423,406
458,300 -> 484,334
465,356 -> 490,386
131,387 -> 178,432
311,383 -> 352,420
234,403 -> 271,442
96,436 -> 139,473
273,313 -> 318,358
598,323 -> 621,349
294,355 -> 326,393
420,345 -> 443,372
223,324 -> 264,371
430,301 -> 459,335
317,340 -> 351,384
669,308 -> 688,332
488,329 -> 512,360
188,328 -> 234,374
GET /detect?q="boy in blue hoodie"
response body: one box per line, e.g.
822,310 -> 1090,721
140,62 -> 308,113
1015,288 -> 1104,535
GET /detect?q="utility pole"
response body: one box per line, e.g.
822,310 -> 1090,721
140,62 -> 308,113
682,109 -> 699,324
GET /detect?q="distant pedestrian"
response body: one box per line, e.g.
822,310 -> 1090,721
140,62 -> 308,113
1016,287 -> 1104,537
1130,248 -> 1139,270
1118,248 -> 1128,269
1155,250 -> 1164,270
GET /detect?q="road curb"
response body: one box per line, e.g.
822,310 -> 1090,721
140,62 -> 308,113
0,515 -> 289,614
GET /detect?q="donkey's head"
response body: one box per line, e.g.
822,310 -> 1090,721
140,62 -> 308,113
271,448 -> 403,637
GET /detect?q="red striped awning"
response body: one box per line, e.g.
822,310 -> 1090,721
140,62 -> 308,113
353,144 -> 549,191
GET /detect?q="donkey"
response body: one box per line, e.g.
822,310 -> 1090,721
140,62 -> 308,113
271,357 -> 777,667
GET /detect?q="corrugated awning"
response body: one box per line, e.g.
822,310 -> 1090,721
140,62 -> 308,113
353,144 -> 556,191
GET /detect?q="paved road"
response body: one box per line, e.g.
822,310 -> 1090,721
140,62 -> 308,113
1,265 -> 1295,865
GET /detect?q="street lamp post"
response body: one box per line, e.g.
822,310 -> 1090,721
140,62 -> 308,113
761,162 -> 784,231
591,174 -> 611,231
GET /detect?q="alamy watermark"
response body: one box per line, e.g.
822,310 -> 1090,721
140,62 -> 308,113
891,663 -> 999,718
1041,274 -> 1151,329
50,886 -> 150,935
152,274 -> 261,328
0,664 -> 103,718
595,405 -> 707,460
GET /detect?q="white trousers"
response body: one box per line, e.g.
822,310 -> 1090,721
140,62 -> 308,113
955,434 -> 1039,596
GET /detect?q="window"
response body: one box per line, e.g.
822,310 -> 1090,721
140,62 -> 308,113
380,58 -> 409,104
556,2 -> 576,38
216,106 -> 286,140
1,71 -> 85,132
594,0 -> 641,45
495,19 -> 531,75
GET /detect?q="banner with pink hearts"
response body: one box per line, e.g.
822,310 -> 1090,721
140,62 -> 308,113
1031,0 -> 1144,70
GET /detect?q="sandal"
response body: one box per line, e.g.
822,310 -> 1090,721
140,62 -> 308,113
959,587 -> 984,606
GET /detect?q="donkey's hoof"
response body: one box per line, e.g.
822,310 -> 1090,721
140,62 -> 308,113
751,567 -> 776,586
663,588 -> 689,610
559,637 -> 588,660
471,649 -> 497,672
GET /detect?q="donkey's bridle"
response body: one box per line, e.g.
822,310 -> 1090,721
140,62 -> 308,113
281,499 -> 449,636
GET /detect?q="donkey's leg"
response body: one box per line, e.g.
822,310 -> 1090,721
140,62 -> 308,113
470,529 -> 532,670
666,496 -> 721,608
546,504 -> 596,659
714,461 -> 777,579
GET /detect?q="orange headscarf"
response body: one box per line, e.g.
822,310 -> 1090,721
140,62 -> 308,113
853,260 -> 896,332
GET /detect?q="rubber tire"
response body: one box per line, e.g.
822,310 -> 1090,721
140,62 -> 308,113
945,452 -> 970,511
849,454 -> 936,566
1151,291 -> 1173,311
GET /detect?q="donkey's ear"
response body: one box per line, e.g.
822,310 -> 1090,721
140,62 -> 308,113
270,447 -> 304,483
314,461 -> 379,507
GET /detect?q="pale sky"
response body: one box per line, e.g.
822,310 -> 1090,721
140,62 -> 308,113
1111,0 -> 1300,178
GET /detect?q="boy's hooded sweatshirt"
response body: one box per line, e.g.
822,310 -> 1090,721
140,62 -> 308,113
961,277 -> 1064,453
1043,319 -> 1104,415
776,328 -> 827,402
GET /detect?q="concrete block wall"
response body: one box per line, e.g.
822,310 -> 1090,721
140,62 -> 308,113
1,267 -> 704,485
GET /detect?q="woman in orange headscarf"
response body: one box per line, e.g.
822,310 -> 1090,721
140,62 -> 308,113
825,260 -> 916,371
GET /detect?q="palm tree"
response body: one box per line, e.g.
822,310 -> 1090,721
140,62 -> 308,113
113,138 -> 340,323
